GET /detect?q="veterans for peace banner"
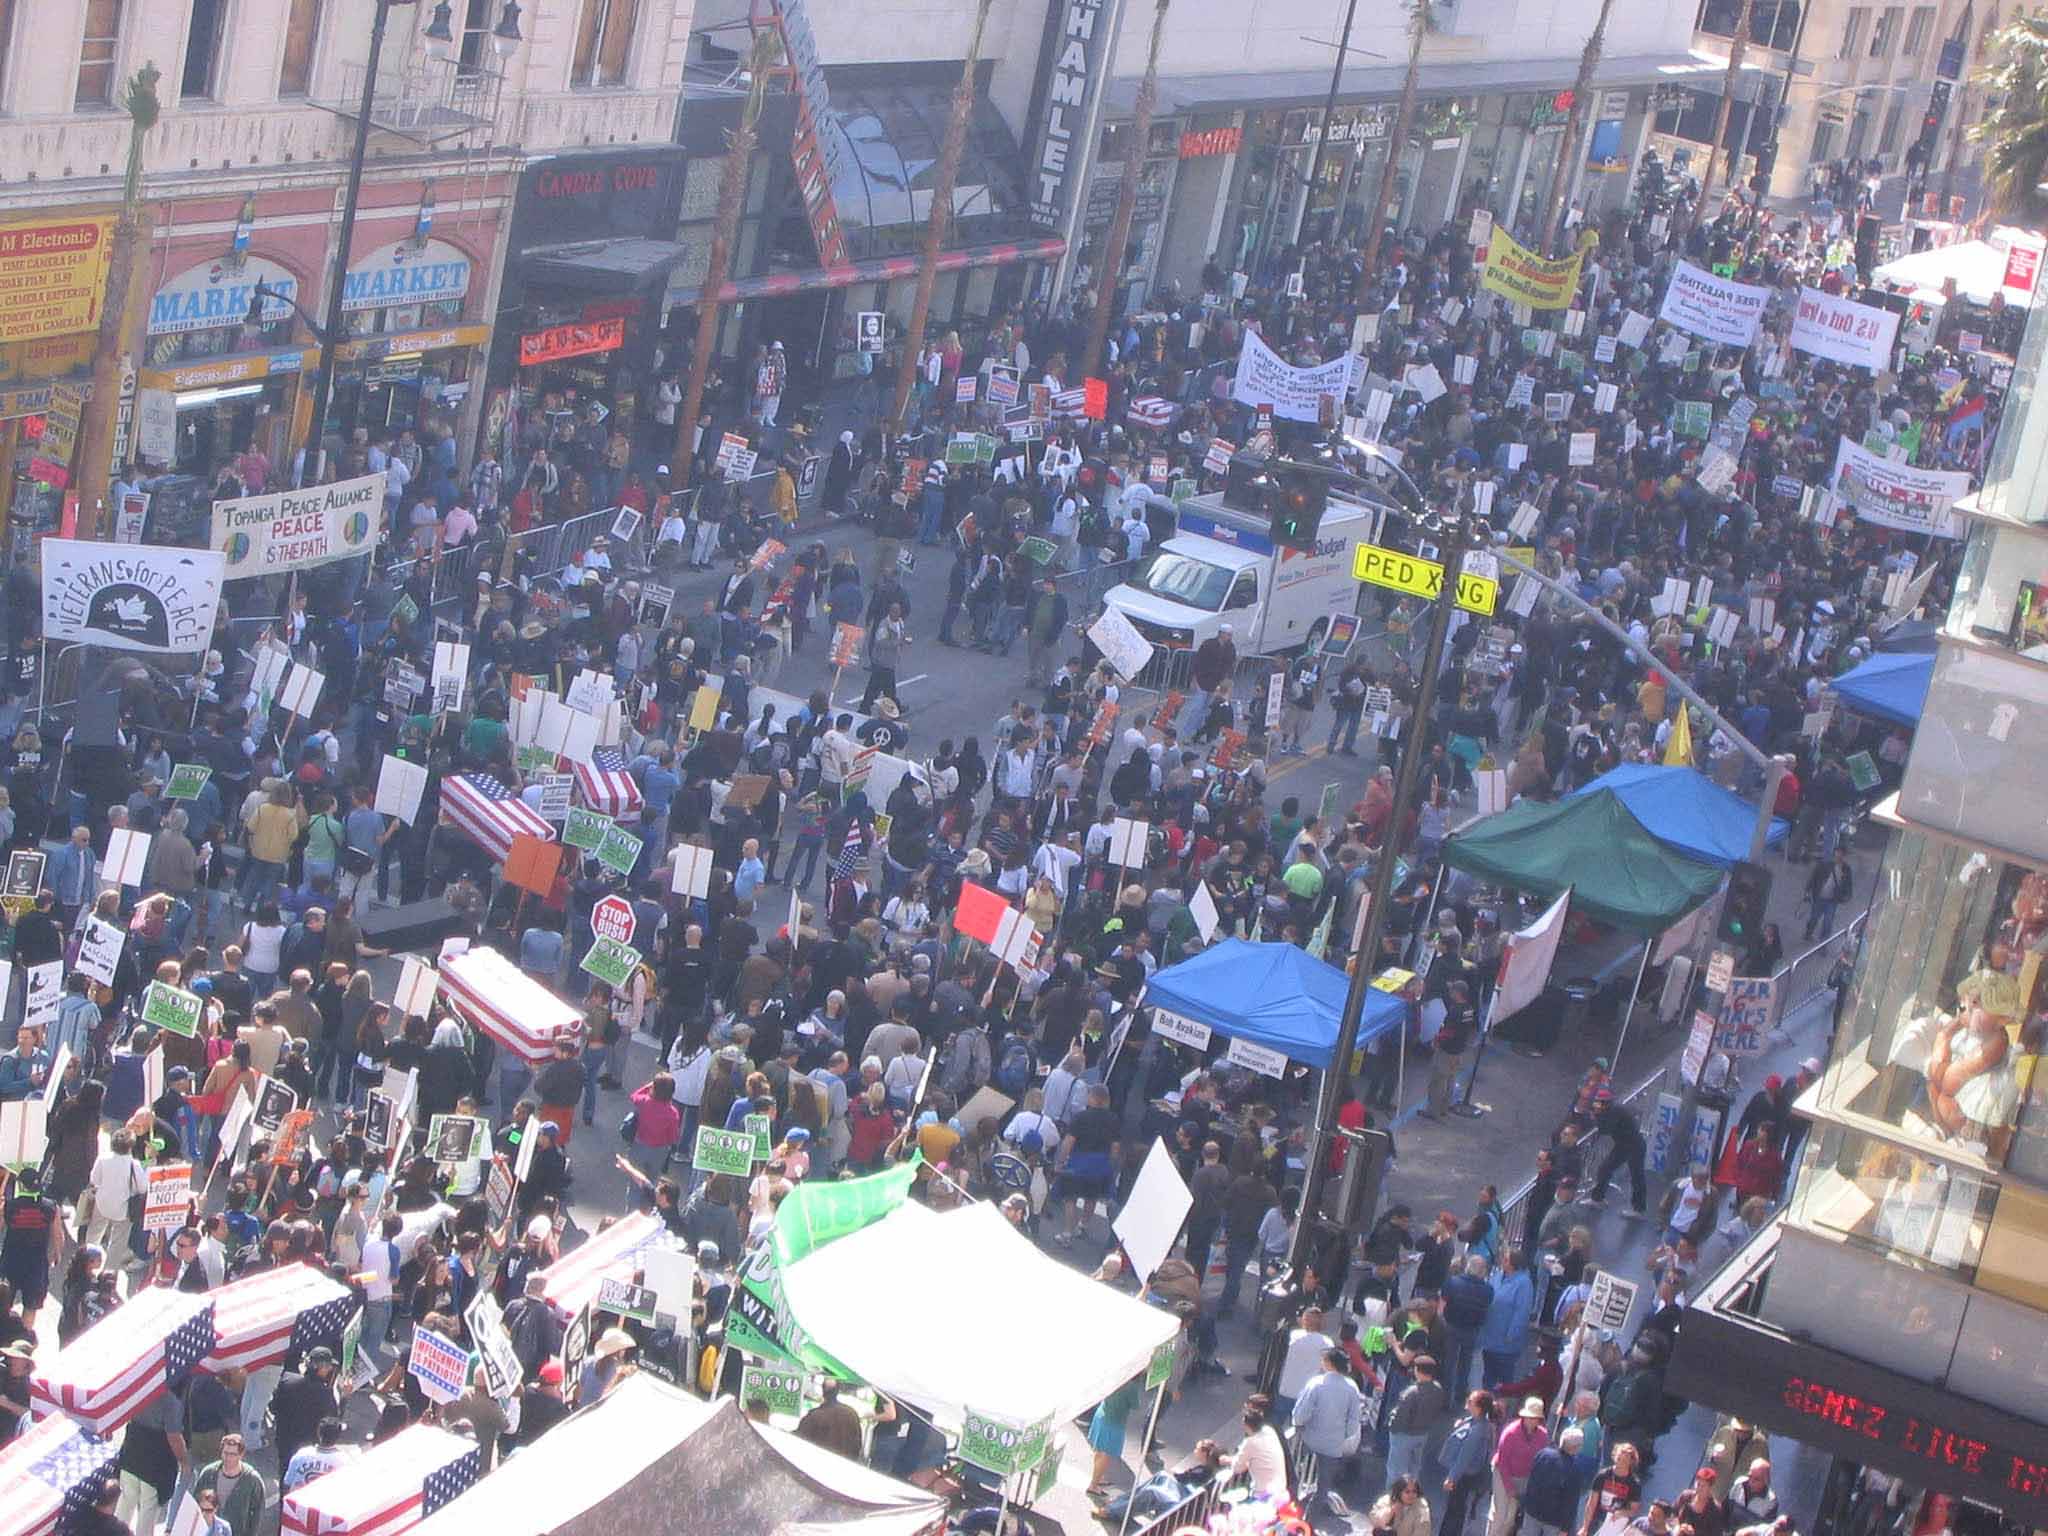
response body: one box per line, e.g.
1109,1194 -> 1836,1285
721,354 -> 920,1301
1479,227 -> 1586,311
211,472 -> 384,576
41,540 -> 225,654
1830,436 -> 1971,538
1657,260 -> 1770,348
1231,329 -> 1360,423
1788,286 -> 1901,371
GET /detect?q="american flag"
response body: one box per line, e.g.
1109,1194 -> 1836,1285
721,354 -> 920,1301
1050,386 -> 1088,418
1126,395 -> 1176,429
573,747 -> 643,819
441,774 -> 555,862
29,1288 -> 216,1436
831,820 -> 868,882
280,1424 -> 481,1536
537,1211 -> 666,1318
201,1264 -> 360,1376
438,946 -> 582,1067
0,1412 -> 120,1536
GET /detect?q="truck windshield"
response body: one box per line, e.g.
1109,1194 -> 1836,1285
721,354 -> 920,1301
1130,550 -> 1234,611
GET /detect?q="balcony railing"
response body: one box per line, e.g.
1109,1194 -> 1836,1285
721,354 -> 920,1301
318,58 -> 504,144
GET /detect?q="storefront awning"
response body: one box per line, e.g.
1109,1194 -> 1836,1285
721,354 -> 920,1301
670,235 -> 1064,307
1104,49 -> 1706,115
521,237 -> 694,296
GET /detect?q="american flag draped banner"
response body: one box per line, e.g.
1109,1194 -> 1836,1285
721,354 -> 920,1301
573,748 -> 643,819
280,1423 -> 481,1536
201,1264 -> 360,1376
30,1288 -> 215,1436
0,1413 -> 121,1536
1050,386 -> 1088,419
1126,395 -> 1176,430
536,1211 -> 667,1317
441,774 -> 554,862
830,821 -> 868,883
437,946 -> 582,1066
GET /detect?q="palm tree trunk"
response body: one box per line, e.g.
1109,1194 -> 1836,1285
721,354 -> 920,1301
1358,2 -> 1426,302
1696,0 -> 1757,228
889,0 -> 996,430
1084,0 -> 1171,379
676,32 -> 780,487
1540,0 -> 1619,254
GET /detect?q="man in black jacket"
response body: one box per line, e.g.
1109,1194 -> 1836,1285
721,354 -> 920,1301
268,1347 -> 339,1473
1586,1101 -> 1650,1216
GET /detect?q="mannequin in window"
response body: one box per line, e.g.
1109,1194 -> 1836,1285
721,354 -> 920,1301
1924,969 -> 2021,1154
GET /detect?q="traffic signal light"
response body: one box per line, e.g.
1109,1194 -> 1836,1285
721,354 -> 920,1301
1749,139 -> 1778,196
1267,464 -> 1328,551
1919,80 -> 1951,161
1718,859 -> 1773,946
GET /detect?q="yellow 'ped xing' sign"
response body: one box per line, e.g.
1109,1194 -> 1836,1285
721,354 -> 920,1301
1351,543 -> 1499,616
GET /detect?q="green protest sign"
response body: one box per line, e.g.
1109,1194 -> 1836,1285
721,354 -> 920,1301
563,806 -> 612,851
693,1125 -> 758,1177
739,1362 -> 808,1418
1846,750 -> 1880,792
516,743 -> 558,774
580,935 -> 641,990
1019,536 -> 1058,566
745,1111 -> 773,1162
392,592 -> 419,627
165,764 -> 210,800
946,435 -> 978,465
1317,780 -> 1340,829
595,824 -> 644,876
340,1309 -> 363,1381
1146,1338 -> 1177,1390
1171,477 -> 1197,502
1675,400 -> 1712,439
959,1408 -> 1053,1476
975,434 -> 998,464
142,981 -> 203,1038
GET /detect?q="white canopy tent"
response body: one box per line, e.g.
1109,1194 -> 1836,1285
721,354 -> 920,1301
407,1374 -> 945,1536
1871,229 -> 2044,309
778,1200 -> 1179,1426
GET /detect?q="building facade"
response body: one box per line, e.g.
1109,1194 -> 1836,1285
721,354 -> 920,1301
0,0 -> 694,532
1669,295 -> 2048,1536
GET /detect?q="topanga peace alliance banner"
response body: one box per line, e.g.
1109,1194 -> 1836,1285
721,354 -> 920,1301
1830,435 -> 1971,538
1231,329 -> 1361,423
41,540 -> 225,654
1479,227 -> 1586,311
1657,260 -> 1771,348
1788,286 -> 1900,371
211,472 -> 385,576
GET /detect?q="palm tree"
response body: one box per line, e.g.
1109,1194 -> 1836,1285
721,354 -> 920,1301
1970,14 -> 2048,220
889,0 -> 997,429
1540,0 -> 1619,253
1084,0 -> 1172,378
675,30 -> 781,486
1695,0 -> 1757,227
1358,0 -> 1427,298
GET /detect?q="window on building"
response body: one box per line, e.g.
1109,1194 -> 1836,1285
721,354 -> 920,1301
1877,95 -> 1906,153
279,0 -> 321,95
182,0 -> 227,99
570,0 -> 640,87
75,0 -> 124,106
1810,118 -> 1838,165
1903,4 -> 1935,53
1697,0 -> 1802,49
456,0 -> 491,73
1869,5 -> 1901,55
0,0 -> 16,111
1838,6 -> 1868,56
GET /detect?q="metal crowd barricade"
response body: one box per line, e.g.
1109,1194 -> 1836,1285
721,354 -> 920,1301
1128,1472 -> 1252,1536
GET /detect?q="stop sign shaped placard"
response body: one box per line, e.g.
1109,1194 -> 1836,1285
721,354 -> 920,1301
591,894 -> 636,945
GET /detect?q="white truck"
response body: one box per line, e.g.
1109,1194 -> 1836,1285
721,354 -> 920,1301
1101,488 -> 1390,657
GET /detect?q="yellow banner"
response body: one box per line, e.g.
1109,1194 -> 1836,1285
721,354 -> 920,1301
1480,226 -> 1585,311
0,213 -> 116,344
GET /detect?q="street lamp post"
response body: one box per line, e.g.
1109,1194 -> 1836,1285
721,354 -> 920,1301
1275,441 -> 1481,1312
298,0 -> 521,486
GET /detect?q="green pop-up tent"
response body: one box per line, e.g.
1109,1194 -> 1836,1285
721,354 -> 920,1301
1442,789 -> 1724,935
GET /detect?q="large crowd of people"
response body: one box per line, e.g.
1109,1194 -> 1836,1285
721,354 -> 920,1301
0,167 -> 1994,1536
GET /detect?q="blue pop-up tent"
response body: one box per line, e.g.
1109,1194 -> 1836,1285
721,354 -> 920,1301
1565,763 -> 1787,869
1830,650 -> 1931,728
1141,939 -> 1407,1069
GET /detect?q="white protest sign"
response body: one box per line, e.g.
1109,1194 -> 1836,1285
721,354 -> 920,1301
1226,1034 -> 1289,1078
1789,286 -> 1901,370
1108,817 -> 1151,869
103,828 -> 151,887
1111,1137 -> 1196,1285
24,962 -> 61,1033
1658,260 -> 1770,347
1617,311 -> 1652,348
277,664 -> 324,719
76,916 -> 126,985
432,642 -> 471,714
671,843 -> 713,899
1231,330 -> 1357,422
1151,1008 -> 1213,1051
1086,607 -> 1156,683
1453,354 -> 1477,385
1569,432 -> 1596,466
395,957 -> 439,1020
1830,435 -> 1970,538
375,754 -> 429,825
1189,882 -> 1220,943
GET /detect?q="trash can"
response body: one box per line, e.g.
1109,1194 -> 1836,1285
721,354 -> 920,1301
1560,978 -> 1598,1035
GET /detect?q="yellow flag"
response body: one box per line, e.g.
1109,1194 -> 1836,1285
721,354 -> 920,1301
1480,227 -> 1587,311
1664,706 -> 1693,767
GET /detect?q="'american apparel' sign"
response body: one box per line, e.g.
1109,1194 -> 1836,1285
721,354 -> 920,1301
1830,436 -> 1970,539
1658,260 -> 1770,348
211,472 -> 385,575
41,540 -> 224,654
1788,287 -> 1900,371
1231,330 -> 1359,423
